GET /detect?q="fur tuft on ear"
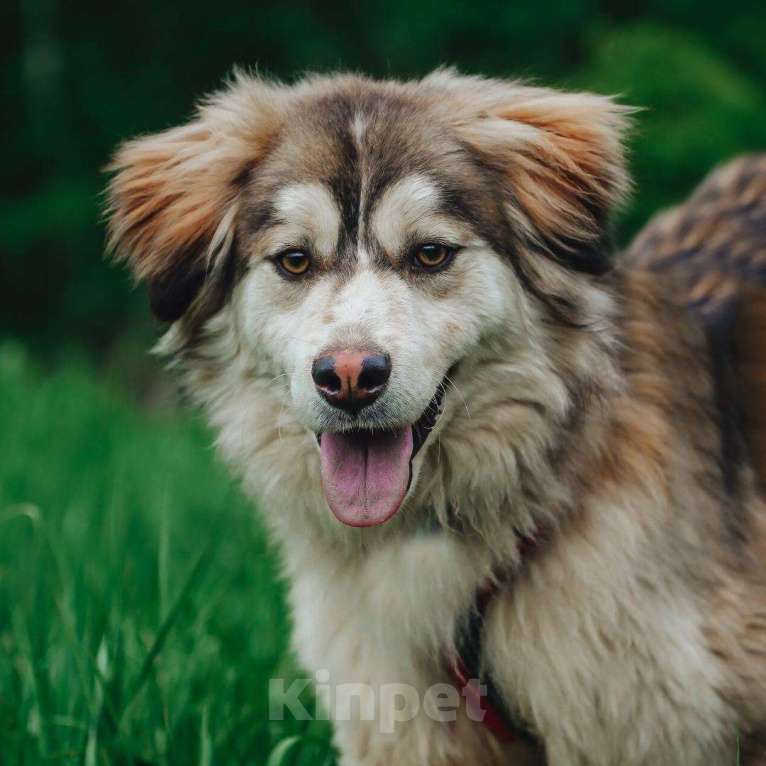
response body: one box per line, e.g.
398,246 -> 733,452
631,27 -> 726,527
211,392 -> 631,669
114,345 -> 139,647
431,72 -> 633,274
105,72 -> 285,319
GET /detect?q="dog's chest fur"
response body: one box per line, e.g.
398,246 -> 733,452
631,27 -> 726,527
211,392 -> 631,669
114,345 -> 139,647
286,519 -> 734,766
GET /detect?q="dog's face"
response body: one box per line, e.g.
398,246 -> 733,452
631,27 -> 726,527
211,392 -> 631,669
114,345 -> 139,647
234,109 -> 523,526
107,71 -> 629,529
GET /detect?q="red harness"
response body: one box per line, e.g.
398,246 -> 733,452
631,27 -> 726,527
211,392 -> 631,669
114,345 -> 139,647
447,532 -> 543,745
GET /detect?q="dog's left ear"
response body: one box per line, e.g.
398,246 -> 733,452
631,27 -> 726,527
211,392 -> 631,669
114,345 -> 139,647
106,74 -> 285,321
442,75 -> 632,275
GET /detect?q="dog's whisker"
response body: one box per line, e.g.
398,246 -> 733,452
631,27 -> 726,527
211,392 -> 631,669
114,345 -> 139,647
265,372 -> 290,387
275,398 -> 288,443
444,374 -> 471,419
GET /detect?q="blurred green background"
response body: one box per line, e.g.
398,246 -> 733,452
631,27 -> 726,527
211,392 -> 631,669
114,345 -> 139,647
1,1 -> 764,764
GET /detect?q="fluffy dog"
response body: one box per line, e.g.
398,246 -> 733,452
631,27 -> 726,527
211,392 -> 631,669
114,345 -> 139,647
107,71 -> 766,765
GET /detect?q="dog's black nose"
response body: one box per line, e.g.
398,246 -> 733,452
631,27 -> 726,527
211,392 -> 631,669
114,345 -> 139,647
311,350 -> 391,415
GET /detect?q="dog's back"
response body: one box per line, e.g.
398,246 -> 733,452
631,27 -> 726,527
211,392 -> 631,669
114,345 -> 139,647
624,155 -> 766,497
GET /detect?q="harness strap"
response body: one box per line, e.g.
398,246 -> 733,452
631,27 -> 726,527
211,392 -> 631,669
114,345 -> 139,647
448,531 -> 544,745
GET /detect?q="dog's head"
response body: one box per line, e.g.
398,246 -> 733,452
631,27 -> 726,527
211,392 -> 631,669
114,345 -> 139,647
107,70 -> 630,529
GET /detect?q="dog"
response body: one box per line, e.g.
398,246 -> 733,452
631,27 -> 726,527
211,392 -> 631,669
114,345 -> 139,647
106,70 -> 766,765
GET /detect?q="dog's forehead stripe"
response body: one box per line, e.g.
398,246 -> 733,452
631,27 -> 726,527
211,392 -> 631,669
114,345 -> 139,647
323,102 -> 364,267
351,111 -> 371,267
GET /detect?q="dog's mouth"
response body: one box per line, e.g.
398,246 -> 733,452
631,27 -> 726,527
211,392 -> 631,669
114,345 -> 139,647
317,379 -> 447,527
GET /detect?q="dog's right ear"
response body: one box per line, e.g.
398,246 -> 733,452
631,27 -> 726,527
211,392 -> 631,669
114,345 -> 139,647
106,74 -> 284,322
427,70 -> 632,277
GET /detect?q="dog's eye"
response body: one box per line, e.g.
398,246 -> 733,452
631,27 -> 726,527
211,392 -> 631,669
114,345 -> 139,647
411,243 -> 455,272
276,250 -> 312,277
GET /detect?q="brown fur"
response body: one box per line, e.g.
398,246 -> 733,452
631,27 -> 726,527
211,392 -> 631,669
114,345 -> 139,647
624,154 -> 766,492
738,288 -> 766,496
107,78 -> 285,282
623,157 -> 766,758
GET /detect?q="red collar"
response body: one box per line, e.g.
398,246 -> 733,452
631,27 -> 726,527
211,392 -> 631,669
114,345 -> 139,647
447,530 -> 544,745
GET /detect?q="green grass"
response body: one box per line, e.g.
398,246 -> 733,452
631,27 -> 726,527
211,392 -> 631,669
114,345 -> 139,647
0,341 -> 334,765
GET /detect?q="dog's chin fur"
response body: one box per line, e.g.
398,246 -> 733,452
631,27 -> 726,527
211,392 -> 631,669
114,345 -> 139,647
110,71 -> 766,765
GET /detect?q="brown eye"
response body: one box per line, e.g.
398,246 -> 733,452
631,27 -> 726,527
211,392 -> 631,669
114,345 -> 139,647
411,243 -> 455,272
276,249 -> 312,277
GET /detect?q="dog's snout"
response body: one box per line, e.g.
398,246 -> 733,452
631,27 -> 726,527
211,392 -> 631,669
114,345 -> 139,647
312,350 -> 391,414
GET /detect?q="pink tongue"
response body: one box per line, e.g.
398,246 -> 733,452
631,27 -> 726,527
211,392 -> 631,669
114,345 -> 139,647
319,428 -> 413,526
